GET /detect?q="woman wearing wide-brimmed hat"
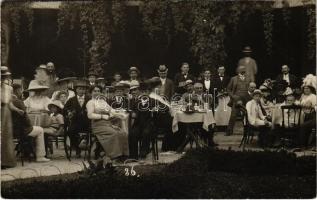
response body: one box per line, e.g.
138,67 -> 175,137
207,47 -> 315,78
300,74 -> 316,113
23,80 -> 53,157
51,76 -> 77,103
1,66 -> 17,168
24,80 -> 51,113
298,74 -> 317,148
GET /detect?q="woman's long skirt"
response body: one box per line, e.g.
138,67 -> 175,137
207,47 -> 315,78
92,120 -> 129,159
1,104 -> 17,167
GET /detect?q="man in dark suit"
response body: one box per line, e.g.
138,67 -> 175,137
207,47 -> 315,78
275,65 -> 299,89
211,66 -> 230,107
226,66 -> 253,136
174,62 -> 195,95
201,68 -> 213,94
157,65 -> 174,101
212,66 -> 230,93
63,79 -> 90,157
129,85 -> 154,159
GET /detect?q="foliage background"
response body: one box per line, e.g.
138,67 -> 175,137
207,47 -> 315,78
1,1 -> 315,83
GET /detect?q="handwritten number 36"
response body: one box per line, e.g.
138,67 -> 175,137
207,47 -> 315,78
124,167 -> 136,176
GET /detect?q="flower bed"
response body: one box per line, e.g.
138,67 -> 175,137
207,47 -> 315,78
2,149 -> 316,199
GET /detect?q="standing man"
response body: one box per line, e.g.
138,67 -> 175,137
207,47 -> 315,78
157,65 -> 174,101
111,72 -> 122,87
87,71 -> 97,87
212,66 -> 230,93
63,79 -> 90,158
202,68 -> 212,94
127,66 -> 141,86
226,66 -> 252,136
237,46 -> 257,82
174,62 -> 195,95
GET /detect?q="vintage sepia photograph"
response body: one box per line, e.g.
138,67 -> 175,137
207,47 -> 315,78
1,0 -> 316,199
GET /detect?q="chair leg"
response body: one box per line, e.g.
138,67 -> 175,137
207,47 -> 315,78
155,139 -> 159,160
55,137 -> 59,149
151,139 -> 156,161
239,136 -> 246,148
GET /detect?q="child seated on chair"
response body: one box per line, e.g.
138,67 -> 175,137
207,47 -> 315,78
44,100 -> 64,136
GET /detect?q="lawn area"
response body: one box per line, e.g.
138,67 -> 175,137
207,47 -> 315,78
2,149 -> 316,199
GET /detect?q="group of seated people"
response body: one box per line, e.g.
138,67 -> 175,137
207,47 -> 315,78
1,59 -> 316,168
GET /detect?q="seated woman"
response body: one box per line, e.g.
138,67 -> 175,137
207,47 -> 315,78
55,91 -> 68,108
299,77 -> 316,147
44,100 -> 64,136
24,80 -> 51,113
86,86 -> 129,164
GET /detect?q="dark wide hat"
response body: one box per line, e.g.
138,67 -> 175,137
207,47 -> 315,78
242,46 -> 252,53
56,77 -> 77,83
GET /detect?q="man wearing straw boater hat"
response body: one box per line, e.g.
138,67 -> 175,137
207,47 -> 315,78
127,66 -> 141,86
237,46 -> 258,82
246,89 -> 271,147
63,79 -> 90,158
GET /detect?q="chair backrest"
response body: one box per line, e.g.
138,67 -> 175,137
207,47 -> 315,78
281,104 -> 302,128
238,105 -> 248,126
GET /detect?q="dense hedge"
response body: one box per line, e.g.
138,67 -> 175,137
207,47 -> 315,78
2,149 -> 316,199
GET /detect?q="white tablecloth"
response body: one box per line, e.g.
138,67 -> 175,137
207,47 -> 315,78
172,110 -> 216,133
214,96 -> 231,126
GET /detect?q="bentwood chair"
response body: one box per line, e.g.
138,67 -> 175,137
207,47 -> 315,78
279,104 -> 302,148
14,135 -> 36,166
239,106 -> 261,150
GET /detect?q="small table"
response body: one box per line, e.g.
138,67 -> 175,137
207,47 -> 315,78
172,110 -> 216,133
171,109 -> 216,152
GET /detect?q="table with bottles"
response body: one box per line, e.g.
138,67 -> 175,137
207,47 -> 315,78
170,100 -> 216,133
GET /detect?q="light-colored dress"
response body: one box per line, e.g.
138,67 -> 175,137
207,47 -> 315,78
300,93 -> 317,113
86,99 -> 129,159
24,95 -> 52,128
